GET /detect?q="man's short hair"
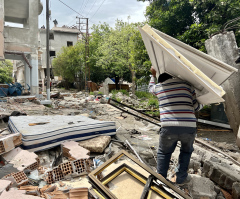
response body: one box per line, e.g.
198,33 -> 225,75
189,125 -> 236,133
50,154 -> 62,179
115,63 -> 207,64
158,73 -> 173,83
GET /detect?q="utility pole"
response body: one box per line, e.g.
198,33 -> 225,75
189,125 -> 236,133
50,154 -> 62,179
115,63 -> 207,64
46,0 -> 50,100
76,17 -> 89,91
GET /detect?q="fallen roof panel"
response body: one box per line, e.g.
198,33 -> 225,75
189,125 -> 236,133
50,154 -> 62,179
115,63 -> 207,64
139,24 -> 238,104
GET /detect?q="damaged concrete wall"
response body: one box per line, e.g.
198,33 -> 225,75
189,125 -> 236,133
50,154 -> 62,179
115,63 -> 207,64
0,0 -> 4,60
39,28 -> 79,69
4,0 -> 41,53
205,31 -> 240,147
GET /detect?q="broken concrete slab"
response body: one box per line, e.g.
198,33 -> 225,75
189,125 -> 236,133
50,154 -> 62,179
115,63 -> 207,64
62,141 -> 89,160
187,175 -> 217,199
203,160 -> 240,192
2,147 -> 38,171
8,115 -> 116,152
78,136 -> 111,153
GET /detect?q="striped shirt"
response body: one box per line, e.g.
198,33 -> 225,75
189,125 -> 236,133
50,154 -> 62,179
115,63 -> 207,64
149,76 -> 202,127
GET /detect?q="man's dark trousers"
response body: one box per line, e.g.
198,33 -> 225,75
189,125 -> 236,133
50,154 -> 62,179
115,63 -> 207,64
157,126 -> 196,184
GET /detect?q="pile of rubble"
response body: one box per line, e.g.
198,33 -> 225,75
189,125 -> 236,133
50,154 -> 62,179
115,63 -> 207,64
0,89 -> 240,198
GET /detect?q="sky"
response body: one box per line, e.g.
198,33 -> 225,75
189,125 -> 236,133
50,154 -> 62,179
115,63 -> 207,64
39,0 -> 149,31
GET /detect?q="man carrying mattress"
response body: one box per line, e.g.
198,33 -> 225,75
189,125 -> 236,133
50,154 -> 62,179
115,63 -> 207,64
149,66 -> 202,185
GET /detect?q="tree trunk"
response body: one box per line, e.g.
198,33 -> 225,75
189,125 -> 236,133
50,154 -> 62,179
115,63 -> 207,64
131,70 -> 136,95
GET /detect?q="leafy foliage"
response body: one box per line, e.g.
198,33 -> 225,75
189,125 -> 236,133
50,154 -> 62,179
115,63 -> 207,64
111,89 -> 129,96
53,20 -> 151,91
52,42 -> 85,89
95,19 -> 151,93
0,60 -> 13,83
147,98 -> 159,108
138,0 -> 240,52
135,91 -> 154,99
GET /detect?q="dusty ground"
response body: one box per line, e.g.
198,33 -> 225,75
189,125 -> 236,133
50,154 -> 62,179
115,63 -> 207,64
1,88 -> 240,198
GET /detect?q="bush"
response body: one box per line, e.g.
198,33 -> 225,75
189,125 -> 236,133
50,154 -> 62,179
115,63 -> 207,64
111,89 -> 129,96
89,92 -> 94,95
147,98 -> 159,108
146,111 -> 160,117
135,91 -> 154,99
98,91 -> 103,95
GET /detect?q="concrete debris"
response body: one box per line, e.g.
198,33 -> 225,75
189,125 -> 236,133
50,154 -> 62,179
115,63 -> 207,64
46,158 -> 92,184
62,141 -> 90,160
2,147 -> 39,171
0,89 -> 240,198
3,171 -> 29,187
187,174 -> 217,199
78,135 -> 111,153
232,182 -> 240,199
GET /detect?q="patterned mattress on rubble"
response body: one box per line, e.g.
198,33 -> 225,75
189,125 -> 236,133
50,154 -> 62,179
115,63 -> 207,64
8,115 -> 116,152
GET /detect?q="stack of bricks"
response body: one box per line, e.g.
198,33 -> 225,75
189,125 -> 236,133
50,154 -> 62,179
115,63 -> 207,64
0,140 -> 5,154
45,158 -> 92,184
4,171 -> 29,187
60,161 -> 73,176
26,158 -> 40,171
0,133 -> 22,155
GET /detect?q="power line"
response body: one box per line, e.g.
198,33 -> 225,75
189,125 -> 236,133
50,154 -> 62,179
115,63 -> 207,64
90,0 -> 106,20
58,0 -> 85,18
80,0 -> 91,16
58,0 -> 96,24
78,0 -> 86,14
86,0 -> 98,17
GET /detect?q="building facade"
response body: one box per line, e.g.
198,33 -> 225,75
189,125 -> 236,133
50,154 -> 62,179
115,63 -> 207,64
1,0 -> 43,95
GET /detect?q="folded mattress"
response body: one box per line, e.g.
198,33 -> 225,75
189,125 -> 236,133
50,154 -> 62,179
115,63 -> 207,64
8,115 -> 116,152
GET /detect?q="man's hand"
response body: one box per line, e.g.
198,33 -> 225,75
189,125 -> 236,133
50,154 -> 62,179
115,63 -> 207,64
150,66 -> 156,77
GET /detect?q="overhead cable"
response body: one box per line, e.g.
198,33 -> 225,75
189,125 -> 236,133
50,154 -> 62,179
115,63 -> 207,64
90,0 -> 107,20
58,0 -> 96,24
86,0 -> 98,17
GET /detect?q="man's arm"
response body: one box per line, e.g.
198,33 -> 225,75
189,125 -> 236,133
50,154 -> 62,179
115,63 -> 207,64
191,87 -> 203,112
149,66 -> 156,94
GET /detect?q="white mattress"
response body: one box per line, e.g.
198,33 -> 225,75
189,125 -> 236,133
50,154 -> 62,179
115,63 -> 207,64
8,115 -> 116,152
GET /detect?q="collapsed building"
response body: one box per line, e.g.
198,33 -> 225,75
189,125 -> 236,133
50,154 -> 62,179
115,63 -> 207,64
0,0 -> 43,95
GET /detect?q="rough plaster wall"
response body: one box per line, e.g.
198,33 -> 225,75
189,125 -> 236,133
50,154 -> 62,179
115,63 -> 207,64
0,0 -> 4,60
3,0 -> 39,53
205,32 -> 240,140
39,30 -> 79,68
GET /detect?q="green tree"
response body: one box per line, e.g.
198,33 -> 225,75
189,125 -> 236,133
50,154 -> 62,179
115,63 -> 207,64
96,19 -> 151,94
52,42 -> 85,89
138,0 -> 240,52
89,23 -> 113,83
0,60 -> 13,83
